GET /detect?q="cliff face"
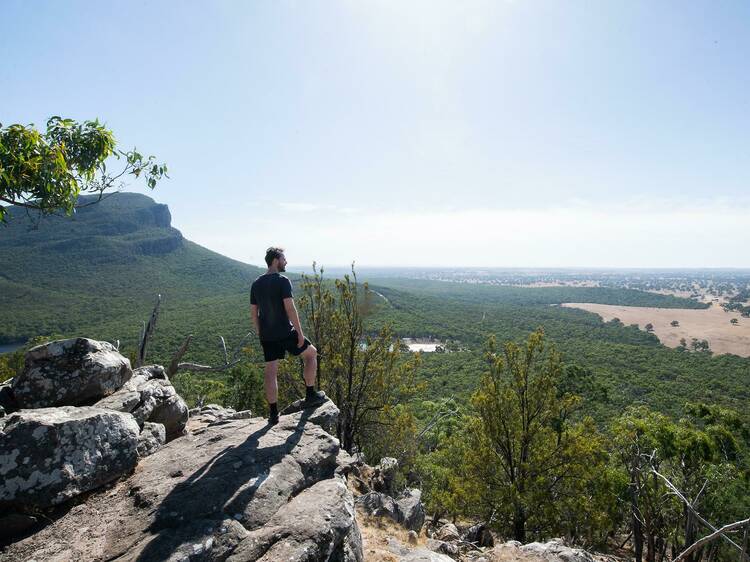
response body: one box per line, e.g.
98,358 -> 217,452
0,192 -> 184,256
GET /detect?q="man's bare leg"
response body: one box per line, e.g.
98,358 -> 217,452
301,346 -> 326,405
264,360 -> 279,423
301,345 -> 317,387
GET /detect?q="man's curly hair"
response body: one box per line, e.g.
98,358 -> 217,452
265,247 -> 285,267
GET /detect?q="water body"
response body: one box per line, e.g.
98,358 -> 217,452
0,342 -> 24,354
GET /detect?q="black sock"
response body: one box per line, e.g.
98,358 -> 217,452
269,402 -> 278,417
306,385 -> 316,399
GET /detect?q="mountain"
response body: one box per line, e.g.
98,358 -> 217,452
0,193 -> 264,364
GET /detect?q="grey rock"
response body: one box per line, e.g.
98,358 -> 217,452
356,491 -> 401,523
463,522 -> 494,548
227,476 -> 362,561
12,338 -> 132,408
0,406 -> 139,509
137,422 -> 166,458
377,456 -> 399,494
94,365 -> 188,438
520,539 -> 595,562
280,392 -> 339,434
1,405 -> 346,560
426,538 -> 459,556
436,522 -> 460,542
397,488 -> 426,532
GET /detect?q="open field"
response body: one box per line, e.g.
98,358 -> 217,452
561,302 -> 750,357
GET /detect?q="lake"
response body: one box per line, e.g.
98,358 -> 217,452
0,342 -> 24,354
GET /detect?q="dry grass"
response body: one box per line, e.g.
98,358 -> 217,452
357,512 -> 426,561
562,302 -> 750,357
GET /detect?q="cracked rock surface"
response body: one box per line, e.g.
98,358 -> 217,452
1,399 -> 363,562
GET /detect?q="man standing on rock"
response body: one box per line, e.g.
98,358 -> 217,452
250,247 -> 326,425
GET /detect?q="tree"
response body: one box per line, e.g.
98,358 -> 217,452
671,320 -> 680,327
730,318 -> 739,325
296,265 -> 422,456
0,117 -> 167,222
467,329 -> 613,543
645,323 -> 655,332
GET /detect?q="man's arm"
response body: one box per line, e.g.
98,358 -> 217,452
283,297 -> 305,347
251,304 -> 261,338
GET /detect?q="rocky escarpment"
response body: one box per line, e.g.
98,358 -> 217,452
0,338 -> 363,561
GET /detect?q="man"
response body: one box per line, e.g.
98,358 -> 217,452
250,247 -> 326,425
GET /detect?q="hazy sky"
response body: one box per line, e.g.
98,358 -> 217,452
2,1 -> 749,268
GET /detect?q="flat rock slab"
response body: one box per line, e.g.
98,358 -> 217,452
0,406 -> 140,509
1,400 -> 359,562
13,338 -> 132,408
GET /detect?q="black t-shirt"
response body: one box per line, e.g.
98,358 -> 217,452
250,273 -> 294,341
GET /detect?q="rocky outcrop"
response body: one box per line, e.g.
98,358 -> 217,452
94,364 -> 188,437
0,406 -> 140,509
2,399 -> 364,561
351,456 -> 427,534
12,338 -> 132,408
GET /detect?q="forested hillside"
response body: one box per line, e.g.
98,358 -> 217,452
0,193 -> 264,365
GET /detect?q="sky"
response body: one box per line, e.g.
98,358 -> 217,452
2,0 -> 749,268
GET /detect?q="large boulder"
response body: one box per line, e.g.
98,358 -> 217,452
12,338 -> 132,408
397,488 -> 426,532
0,406 -> 140,509
227,476 -> 362,561
95,365 -> 188,437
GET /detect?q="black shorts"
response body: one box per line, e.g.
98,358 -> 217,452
261,331 -> 311,362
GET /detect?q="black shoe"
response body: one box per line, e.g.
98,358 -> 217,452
303,390 -> 327,408
268,413 -> 279,426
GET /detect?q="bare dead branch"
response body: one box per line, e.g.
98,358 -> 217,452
173,332 -> 253,374
167,334 -> 193,377
220,336 -> 228,365
137,294 -> 161,367
674,518 -> 750,562
652,469 -> 750,559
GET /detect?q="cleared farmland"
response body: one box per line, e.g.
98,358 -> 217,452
561,302 -> 750,357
